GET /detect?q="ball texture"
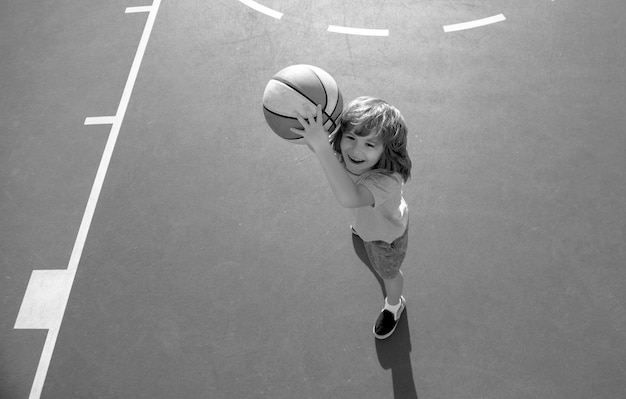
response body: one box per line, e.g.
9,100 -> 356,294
263,64 -> 343,144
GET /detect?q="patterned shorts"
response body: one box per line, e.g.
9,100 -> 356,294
360,223 -> 409,280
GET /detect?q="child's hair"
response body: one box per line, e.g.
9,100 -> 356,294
330,96 -> 412,182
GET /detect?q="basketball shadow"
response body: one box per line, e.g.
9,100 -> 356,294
352,234 -> 419,399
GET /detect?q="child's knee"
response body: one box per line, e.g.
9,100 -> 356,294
380,268 -> 402,280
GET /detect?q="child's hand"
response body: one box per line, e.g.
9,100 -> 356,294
290,104 -> 329,153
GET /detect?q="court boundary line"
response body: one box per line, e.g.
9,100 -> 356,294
236,0 -> 507,35
327,25 -> 389,37
443,14 -> 507,32
238,0 -> 283,19
13,2 -> 162,398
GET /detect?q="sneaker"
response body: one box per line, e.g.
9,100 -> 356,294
373,296 -> 406,339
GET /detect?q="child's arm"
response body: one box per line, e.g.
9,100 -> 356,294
291,105 -> 374,208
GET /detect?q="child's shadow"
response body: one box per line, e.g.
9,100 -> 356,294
352,233 -> 419,399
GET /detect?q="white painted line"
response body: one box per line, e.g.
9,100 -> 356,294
238,0 -> 283,20
84,116 -> 117,125
73,0 -> 161,274
125,5 -> 153,13
443,14 -> 506,33
17,2 -> 162,398
327,25 -> 389,37
28,328 -> 60,399
15,270 -> 76,330
15,270 -> 75,399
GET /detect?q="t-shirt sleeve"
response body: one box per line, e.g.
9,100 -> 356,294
358,172 -> 402,208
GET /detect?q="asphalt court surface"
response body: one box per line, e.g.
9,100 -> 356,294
2,0 -> 625,398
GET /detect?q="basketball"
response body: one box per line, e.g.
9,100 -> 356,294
263,64 -> 343,144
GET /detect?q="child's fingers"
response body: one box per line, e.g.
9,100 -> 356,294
304,106 -> 315,123
292,113 -> 310,136
294,113 -> 308,127
293,104 -> 323,133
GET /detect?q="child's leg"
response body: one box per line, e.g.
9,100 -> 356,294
383,270 -> 404,305
360,227 -> 409,339
363,227 -> 408,306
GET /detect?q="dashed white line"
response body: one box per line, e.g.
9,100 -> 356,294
327,25 -> 389,37
238,0 -> 283,19
237,1 -> 508,35
443,14 -> 506,32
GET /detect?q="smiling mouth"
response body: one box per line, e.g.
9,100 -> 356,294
347,154 -> 365,164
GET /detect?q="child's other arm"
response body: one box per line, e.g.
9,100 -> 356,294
291,105 -> 374,208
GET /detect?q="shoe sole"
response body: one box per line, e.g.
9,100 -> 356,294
373,298 -> 405,340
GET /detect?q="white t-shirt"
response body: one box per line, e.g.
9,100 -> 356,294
348,168 -> 408,243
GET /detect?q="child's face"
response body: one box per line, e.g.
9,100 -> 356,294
340,129 -> 384,175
